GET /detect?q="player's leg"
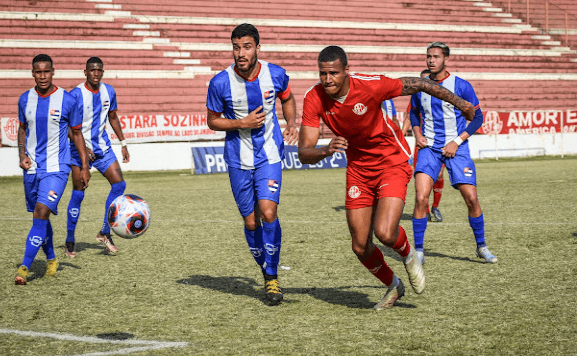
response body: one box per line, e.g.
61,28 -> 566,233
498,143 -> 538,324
42,220 -> 58,277
254,162 -> 283,305
412,148 -> 443,265
65,165 -> 86,258
16,203 -> 50,285
97,153 -> 125,255
430,165 -> 444,222
446,151 -> 497,263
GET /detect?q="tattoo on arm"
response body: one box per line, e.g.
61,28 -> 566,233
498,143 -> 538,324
399,77 -> 470,109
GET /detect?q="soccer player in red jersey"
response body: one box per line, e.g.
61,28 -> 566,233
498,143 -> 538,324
298,46 -> 475,309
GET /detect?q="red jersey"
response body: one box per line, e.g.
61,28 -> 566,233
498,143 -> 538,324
302,74 -> 411,169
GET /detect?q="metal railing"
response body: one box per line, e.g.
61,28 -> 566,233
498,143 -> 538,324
491,0 -> 577,47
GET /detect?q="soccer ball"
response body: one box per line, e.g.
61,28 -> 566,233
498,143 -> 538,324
107,194 -> 151,238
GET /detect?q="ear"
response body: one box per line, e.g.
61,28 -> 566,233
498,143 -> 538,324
256,44 -> 261,55
84,69 -> 87,77
344,64 -> 349,75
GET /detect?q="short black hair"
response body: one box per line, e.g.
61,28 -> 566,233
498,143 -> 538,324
231,23 -> 259,45
420,69 -> 431,76
427,42 -> 450,57
32,54 -> 53,68
318,46 -> 348,67
87,56 -> 103,67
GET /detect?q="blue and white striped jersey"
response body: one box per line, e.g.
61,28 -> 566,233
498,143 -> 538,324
206,60 -> 290,170
410,73 -> 481,150
18,86 -> 80,175
381,99 -> 397,120
69,82 -> 117,156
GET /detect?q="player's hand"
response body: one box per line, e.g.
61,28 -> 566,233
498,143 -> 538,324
243,106 -> 266,129
442,141 -> 459,158
20,155 -> 31,170
80,166 -> 91,189
122,146 -> 130,163
87,148 -> 95,162
325,136 -> 348,155
283,123 -> 299,146
415,133 -> 428,149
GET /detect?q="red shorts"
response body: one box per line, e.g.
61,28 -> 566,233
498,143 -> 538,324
345,162 -> 413,209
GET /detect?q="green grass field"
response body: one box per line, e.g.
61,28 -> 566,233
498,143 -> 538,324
1,156 -> 576,355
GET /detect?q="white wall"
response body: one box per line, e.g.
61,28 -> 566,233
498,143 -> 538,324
1,133 -> 576,177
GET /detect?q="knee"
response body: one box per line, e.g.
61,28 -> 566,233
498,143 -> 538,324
374,225 -> 396,246
259,207 -> 278,224
414,191 -> 429,207
111,180 -> 126,195
352,241 -> 372,260
71,189 -> 85,203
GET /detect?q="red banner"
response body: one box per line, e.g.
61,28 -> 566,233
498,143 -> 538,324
480,110 -> 577,135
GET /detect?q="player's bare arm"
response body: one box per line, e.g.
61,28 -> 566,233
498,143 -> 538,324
298,125 -> 348,164
399,77 -> 475,120
207,106 -> 266,131
17,124 -> 31,170
108,110 -> 130,163
281,93 -> 298,146
412,126 -> 428,149
70,127 -> 91,189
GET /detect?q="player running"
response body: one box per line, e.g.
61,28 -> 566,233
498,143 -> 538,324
15,54 -> 90,285
206,24 -> 298,306
65,57 -> 130,257
410,42 -> 497,264
298,46 -> 476,309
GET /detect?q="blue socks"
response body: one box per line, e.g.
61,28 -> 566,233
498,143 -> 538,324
412,217 -> 428,250
245,225 -> 265,268
469,214 -> 486,248
41,220 -> 55,260
262,219 -> 282,276
101,181 -> 126,234
66,189 -> 85,243
22,218 -> 48,269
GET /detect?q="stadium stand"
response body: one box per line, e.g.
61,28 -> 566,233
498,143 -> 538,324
1,0 -> 576,138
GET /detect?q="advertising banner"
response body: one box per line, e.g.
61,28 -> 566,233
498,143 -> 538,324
480,110 -> 577,135
1,117 -> 19,146
192,144 -> 348,174
106,114 -> 225,143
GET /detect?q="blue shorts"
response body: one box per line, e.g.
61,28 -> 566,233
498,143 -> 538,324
414,146 -> 477,188
23,172 -> 69,214
71,146 -> 117,174
228,162 -> 282,218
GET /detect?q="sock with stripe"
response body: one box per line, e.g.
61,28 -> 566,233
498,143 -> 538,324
262,219 -> 281,276
392,225 -> 411,258
469,214 -> 486,248
359,246 -> 394,286
22,218 -> 48,269
244,225 -> 265,268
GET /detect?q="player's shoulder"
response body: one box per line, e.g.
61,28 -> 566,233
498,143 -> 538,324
303,81 -> 323,100
18,87 -> 34,103
102,82 -> 116,94
61,88 -> 77,106
261,60 -> 286,75
209,67 -> 232,87
453,75 -> 476,93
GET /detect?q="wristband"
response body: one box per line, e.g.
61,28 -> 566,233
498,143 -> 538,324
453,136 -> 464,146
120,140 -> 127,147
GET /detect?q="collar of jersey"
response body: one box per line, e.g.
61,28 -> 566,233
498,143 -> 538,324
234,61 -> 261,82
84,82 -> 100,94
35,85 -> 58,98
431,71 -> 451,83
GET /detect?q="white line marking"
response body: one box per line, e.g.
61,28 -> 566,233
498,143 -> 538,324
0,329 -> 188,356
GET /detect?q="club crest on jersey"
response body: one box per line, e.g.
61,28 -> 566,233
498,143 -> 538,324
353,103 -> 367,115
103,100 -> 110,109
49,109 -> 60,121
348,185 -> 361,199
464,167 -> 473,177
263,90 -> 275,105
268,179 -> 279,193
48,190 -> 58,202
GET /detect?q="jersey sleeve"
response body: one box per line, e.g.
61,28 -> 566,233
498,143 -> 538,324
377,77 -> 403,102
65,91 -> 82,129
409,94 -> 421,128
206,77 -> 224,114
274,66 -> 291,100
457,79 -> 484,136
301,86 -> 322,128
108,85 -> 117,112
18,92 -> 27,125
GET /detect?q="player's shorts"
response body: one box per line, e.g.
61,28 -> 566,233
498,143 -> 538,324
414,146 -> 444,177
23,171 -> 69,215
71,146 -> 117,174
228,162 -> 283,218
345,162 -> 412,209
414,146 -> 476,188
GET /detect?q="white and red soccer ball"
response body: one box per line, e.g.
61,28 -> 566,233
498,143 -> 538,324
107,194 -> 151,238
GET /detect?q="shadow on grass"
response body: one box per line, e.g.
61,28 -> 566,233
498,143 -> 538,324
177,275 -> 416,309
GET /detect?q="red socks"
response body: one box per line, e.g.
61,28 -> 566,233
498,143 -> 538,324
432,177 -> 444,208
392,225 -> 411,258
359,246 -> 394,286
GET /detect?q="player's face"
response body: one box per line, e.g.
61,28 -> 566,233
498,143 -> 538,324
318,59 -> 349,97
232,36 -> 260,75
32,61 -> 54,93
85,62 -> 104,88
426,47 -> 448,76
